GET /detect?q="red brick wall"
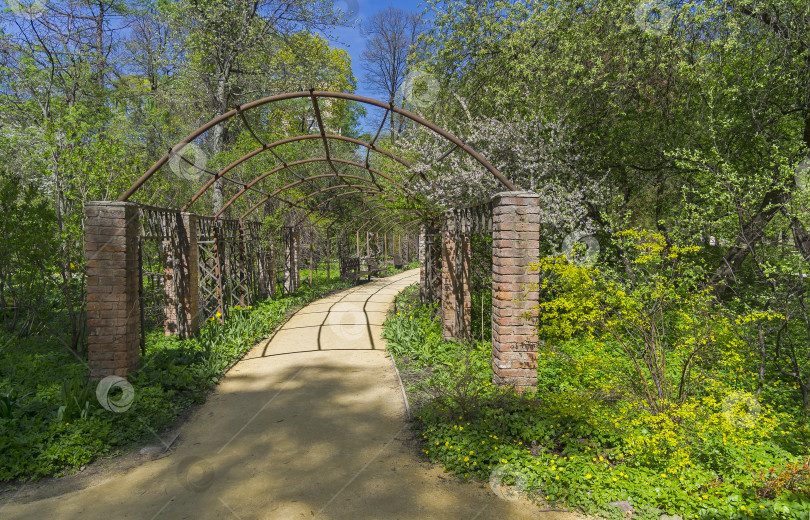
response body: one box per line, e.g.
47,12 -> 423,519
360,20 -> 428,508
85,202 -> 141,379
491,192 -> 540,391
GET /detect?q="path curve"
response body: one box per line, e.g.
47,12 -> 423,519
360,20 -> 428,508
2,270 -> 581,520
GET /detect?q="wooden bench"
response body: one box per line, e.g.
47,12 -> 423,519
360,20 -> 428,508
366,257 -> 386,277
340,257 -> 361,282
340,257 -> 385,284
392,254 -> 404,269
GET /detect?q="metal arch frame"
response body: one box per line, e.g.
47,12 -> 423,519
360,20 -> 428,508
367,217 -> 424,257
241,185 -> 385,221
119,90 -> 517,209
294,203 -> 402,253
293,196 -> 398,229
242,185 -> 407,223
361,214 -> 404,235
255,191 -> 390,229
219,171 -> 376,219
184,134 -> 424,213
215,157 -> 416,218
378,218 -> 422,236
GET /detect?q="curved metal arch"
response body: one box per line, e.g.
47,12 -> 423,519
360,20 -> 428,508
119,90 -> 516,206
210,157 -> 416,217
365,214 -> 406,234
185,134 -> 423,212
288,191 -> 395,228
324,204 -> 391,230
243,188 -> 399,224
382,218 -> 423,236
240,165 -> 420,218
217,171 -> 377,219
294,196 -> 402,229
241,185 -> 386,221
308,204 -> 386,231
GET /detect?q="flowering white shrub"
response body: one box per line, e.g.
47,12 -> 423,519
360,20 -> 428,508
393,97 -> 608,246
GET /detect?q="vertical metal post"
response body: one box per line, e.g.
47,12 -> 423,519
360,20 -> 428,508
238,220 -> 247,306
213,224 -> 226,321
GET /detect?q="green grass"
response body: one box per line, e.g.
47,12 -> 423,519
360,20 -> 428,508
382,286 -> 810,520
0,276 -> 355,483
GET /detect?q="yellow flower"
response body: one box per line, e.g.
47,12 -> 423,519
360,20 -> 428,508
585,474 -> 592,480
216,312 -> 222,318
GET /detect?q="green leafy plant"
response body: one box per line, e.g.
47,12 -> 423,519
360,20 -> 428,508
55,377 -> 94,423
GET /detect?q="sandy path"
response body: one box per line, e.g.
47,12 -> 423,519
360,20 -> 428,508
1,270 -> 582,520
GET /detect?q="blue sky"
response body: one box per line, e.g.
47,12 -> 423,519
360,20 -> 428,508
328,0 -> 427,100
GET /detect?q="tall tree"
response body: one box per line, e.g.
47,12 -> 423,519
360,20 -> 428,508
361,6 -> 423,136
171,0 -> 341,211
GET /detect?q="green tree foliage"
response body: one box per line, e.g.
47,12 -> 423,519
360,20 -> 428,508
0,0 -> 359,349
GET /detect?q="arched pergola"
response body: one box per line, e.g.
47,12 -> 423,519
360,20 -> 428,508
86,90 -> 541,393
118,90 -> 516,226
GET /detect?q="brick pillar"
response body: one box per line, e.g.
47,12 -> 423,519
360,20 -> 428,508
491,192 -> 540,392
85,201 -> 140,379
441,213 -> 471,341
163,213 -> 200,338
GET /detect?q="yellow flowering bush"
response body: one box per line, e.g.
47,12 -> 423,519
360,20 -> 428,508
534,230 -> 737,412
386,230 -> 810,518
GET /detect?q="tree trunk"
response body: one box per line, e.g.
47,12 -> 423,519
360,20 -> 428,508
709,188 -> 784,298
211,74 -> 229,213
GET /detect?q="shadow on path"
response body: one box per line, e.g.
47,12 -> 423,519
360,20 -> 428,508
1,270 -> 583,520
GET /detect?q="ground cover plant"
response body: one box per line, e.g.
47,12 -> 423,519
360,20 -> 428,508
0,273 -> 352,483
383,235 -> 810,519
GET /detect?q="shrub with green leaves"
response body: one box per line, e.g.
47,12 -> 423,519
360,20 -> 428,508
0,276 -> 351,482
384,253 -> 810,519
